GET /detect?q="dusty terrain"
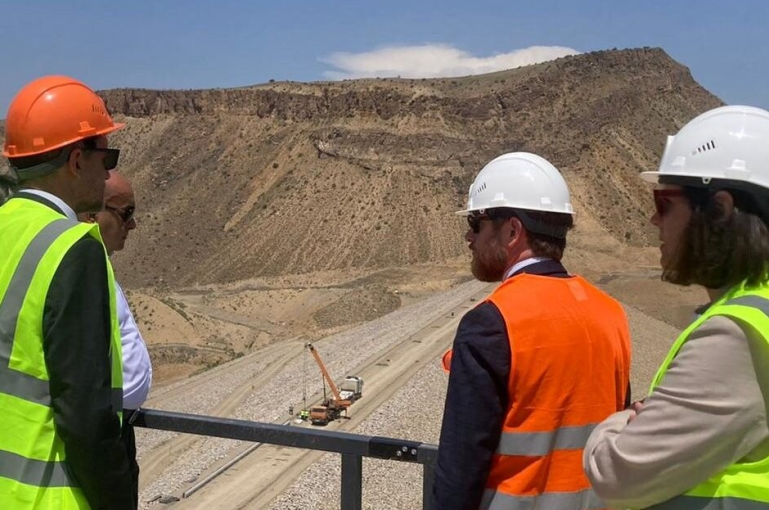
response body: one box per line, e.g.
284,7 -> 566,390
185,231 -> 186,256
1,47 -> 720,290
120,263 -> 471,382
0,47 -> 716,508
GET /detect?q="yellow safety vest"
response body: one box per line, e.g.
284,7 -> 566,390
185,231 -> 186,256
0,196 -> 123,509
649,281 -> 769,510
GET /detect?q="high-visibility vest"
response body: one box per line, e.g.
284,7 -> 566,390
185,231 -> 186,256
480,274 -> 631,510
647,282 -> 769,510
0,196 -> 123,509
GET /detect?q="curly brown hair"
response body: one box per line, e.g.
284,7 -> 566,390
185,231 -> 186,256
664,187 -> 769,289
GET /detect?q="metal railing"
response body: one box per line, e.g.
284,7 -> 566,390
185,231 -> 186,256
133,408 -> 438,510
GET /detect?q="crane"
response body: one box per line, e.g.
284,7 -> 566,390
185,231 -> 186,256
306,343 -> 347,406
304,343 -> 364,425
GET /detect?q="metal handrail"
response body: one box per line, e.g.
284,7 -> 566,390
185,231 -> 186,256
133,408 -> 437,510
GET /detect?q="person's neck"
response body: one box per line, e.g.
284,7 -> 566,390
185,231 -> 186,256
706,286 -> 728,303
506,248 -> 536,273
23,183 -> 78,212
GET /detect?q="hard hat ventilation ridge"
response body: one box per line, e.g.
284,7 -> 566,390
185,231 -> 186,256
693,140 -> 716,155
473,182 -> 487,196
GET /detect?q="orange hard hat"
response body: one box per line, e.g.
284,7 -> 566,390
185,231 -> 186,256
3,75 -> 124,158
440,348 -> 453,373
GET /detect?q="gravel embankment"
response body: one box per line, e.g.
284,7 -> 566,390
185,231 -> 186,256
136,347 -> 289,454
268,356 -> 447,510
139,280 -> 487,505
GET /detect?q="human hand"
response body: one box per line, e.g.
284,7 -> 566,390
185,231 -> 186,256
626,400 -> 644,423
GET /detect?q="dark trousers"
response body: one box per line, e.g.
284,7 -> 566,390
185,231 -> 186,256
122,410 -> 140,510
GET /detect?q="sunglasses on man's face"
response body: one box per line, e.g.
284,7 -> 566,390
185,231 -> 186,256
653,189 -> 687,217
105,205 -> 135,224
83,148 -> 120,170
467,213 -> 492,234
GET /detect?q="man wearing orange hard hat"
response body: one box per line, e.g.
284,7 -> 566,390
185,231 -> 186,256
0,76 -> 134,509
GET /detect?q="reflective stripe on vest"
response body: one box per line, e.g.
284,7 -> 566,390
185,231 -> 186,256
496,424 -> 597,456
0,449 -> 75,488
648,285 -> 769,510
480,487 -> 605,510
725,295 -> 769,314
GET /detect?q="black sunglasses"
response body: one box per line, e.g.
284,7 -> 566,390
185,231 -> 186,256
467,213 -> 489,234
467,210 -> 516,233
83,148 -> 120,170
105,205 -> 135,223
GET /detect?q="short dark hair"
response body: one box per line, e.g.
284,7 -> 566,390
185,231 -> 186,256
524,211 -> 574,261
7,136 -> 98,171
489,208 -> 574,261
665,188 -> 769,288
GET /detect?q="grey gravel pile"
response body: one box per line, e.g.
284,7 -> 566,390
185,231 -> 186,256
139,280 -> 487,506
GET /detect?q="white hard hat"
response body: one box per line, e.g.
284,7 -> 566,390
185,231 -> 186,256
456,152 -> 574,216
641,105 -> 769,189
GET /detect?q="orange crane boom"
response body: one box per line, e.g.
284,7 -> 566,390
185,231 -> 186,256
305,343 -> 347,405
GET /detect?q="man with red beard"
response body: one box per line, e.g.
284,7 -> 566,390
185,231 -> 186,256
432,152 -> 631,510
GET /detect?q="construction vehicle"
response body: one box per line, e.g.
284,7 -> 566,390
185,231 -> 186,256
339,375 -> 364,402
309,404 -> 340,426
305,343 -> 363,426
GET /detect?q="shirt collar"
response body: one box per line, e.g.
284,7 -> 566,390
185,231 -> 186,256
19,189 -> 77,221
503,257 -> 551,281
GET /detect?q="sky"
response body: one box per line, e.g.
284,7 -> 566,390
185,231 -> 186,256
2,0 -> 769,115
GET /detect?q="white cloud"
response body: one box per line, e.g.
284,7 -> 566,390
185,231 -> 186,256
320,44 -> 580,80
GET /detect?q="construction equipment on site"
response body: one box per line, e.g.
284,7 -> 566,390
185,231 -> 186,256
304,343 -> 364,426
339,375 -> 364,401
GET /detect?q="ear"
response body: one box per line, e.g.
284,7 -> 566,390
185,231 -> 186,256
66,146 -> 84,179
506,217 -> 525,249
713,190 -> 735,219
77,212 -> 97,223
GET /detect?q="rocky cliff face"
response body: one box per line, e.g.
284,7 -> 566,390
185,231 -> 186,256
2,48 -> 722,287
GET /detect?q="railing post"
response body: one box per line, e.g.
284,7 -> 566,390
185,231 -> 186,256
341,453 -> 363,510
422,463 -> 435,510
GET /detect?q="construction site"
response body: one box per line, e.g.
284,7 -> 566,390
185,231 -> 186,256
128,247 -> 700,509
1,47 -> 719,509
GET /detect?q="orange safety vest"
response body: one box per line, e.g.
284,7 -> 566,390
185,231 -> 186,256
466,273 -> 631,510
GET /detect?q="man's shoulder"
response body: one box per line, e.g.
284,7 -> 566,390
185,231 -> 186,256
54,235 -> 108,277
455,301 -> 507,346
462,301 -> 503,322
572,276 -> 625,310
66,234 -> 106,255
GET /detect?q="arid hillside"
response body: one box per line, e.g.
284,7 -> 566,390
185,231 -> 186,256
2,48 -> 721,288
98,48 -> 722,287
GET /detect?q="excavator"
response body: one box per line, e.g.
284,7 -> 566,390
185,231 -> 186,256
304,343 -> 364,426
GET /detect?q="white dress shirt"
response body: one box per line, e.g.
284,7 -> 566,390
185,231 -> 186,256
503,257 -> 551,281
20,188 -> 77,220
116,283 -> 152,409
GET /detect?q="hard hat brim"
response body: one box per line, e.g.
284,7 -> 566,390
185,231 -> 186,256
2,122 -> 126,159
455,205 -> 576,216
639,171 -> 660,183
